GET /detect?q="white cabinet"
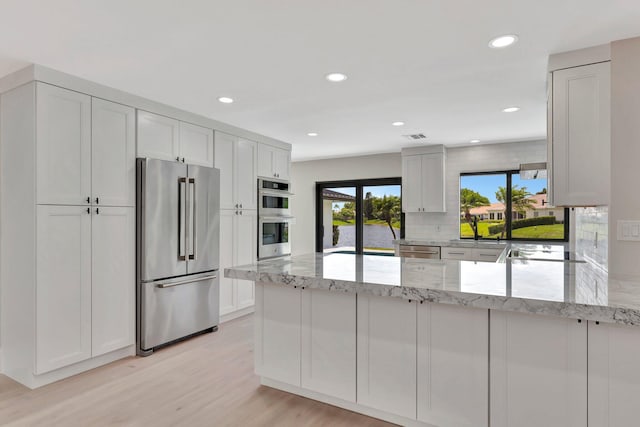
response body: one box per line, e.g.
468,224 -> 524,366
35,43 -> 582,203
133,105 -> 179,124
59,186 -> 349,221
417,303 -> 488,427
137,111 -> 180,162
138,111 -> 214,167
36,83 -> 91,206
357,295 -> 417,419
258,143 -> 290,180
549,62 -> 610,206
92,98 -> 136,207
36,205 -> 92,374
401,146 -> 446,213
301,289 -> 356,402
472,247 -> 503,262
215,132 -> 258,211
91,207 -> 135,357
440,246 -> 503,262
255,282 -> 302,386
179,121 -> 214,167
441,247 -> 472,260
588,321 -> 640,426
490,311 -> 587,427
219,210 -> 257,317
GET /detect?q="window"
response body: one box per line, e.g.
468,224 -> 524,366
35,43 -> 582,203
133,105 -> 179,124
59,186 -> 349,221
460,171 -> 568,241
316,178 -> 402,255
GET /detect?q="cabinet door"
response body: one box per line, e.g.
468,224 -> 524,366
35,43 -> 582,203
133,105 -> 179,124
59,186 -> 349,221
490,311 -> 587,427
257,143 -> 274,178
255,282 -> 301,386
137,111 -> 180,162
552,62 -> 610,206
92,98 -> 135,207
421,153 -> 446,212
214,132 -> 237,210
219,210 -> 236,316
91,207 -> 135,356
235,138 -> 257,210
301,289 -> 356,402
357,295 -> 417,419
588,321 -> 640,426
179,122 -> 214,167
36,83 -> 91,205
235,210 -> 257,309
441,246 -> 472,260
36,205 -> 92,374
418,303 -> 488,427
402,155 -> 423,212
273,147 -> 291,180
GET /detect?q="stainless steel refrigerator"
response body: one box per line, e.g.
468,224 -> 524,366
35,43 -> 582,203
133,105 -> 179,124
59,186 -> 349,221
137,158 -> 220,356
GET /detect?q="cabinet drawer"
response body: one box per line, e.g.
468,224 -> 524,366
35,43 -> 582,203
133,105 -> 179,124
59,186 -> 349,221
473,248 -> 503,262
441,247 -> 472,260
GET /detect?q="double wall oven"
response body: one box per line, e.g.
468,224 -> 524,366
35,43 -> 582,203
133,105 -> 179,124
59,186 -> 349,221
258,178 -> 293,259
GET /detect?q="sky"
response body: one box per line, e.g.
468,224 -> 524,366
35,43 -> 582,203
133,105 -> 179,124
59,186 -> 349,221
460,174 -> 547,203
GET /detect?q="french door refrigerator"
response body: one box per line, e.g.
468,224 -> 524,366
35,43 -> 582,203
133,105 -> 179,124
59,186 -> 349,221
137,158 -> 220,355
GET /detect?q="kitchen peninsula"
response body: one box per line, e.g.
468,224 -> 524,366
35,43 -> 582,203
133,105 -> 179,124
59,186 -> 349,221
225,248 -> 640,427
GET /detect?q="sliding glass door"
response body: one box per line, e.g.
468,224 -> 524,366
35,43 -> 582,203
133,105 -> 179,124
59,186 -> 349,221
316,178 -> 402,255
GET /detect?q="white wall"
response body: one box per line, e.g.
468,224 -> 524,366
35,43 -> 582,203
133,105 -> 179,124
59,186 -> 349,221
405,140 -> 548,240
290,153 -> 402,255
610,37 -> 640,280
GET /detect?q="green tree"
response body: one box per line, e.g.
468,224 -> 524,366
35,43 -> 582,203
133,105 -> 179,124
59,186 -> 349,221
363,192 -> 374,220
536,188 -> 547,195
495,185 -> 535,238
372,195 -> 401,239
460,188 -> 490,236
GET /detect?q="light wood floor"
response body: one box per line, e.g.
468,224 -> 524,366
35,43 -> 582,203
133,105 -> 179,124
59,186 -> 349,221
0,314 -> 395,427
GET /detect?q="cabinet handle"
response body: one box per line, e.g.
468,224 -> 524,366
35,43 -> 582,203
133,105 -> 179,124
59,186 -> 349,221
448,252 -> 465,255
239,210 -> 243,215
235,204 -> 239,208
240,203 -> 243,208
86,196 -> 91,204
176,156 -> 180,162
96,207 -> 100,215
182,157 -> 185,163
87,207 -> 90,214
235,211 -> 238,215
95,197 -> 99,205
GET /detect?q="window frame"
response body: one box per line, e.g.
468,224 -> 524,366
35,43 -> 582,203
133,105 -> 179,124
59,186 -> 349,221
460,170 -> 569,242
315,177 -> 403,254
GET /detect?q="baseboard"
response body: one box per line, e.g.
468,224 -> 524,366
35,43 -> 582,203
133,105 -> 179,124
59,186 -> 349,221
220,306 -> 254,323
261,377 -> 435,427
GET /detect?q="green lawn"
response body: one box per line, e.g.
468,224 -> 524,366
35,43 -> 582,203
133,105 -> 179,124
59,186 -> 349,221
460,221 -> 565,239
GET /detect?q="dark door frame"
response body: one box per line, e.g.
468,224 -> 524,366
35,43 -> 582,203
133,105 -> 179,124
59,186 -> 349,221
315,177 -> 403,253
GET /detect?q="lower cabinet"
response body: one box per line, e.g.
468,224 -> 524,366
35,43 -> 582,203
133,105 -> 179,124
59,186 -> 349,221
417,303 -> 488,427
357,295 -> 417,419
255,282 -> 357,399
35,204 -> 135,375
490,311 -> 587,427
588,321 -> 640,426
219,209 -> 257,317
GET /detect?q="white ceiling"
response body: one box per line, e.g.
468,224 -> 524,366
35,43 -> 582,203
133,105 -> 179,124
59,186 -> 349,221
1,1 -> 640,161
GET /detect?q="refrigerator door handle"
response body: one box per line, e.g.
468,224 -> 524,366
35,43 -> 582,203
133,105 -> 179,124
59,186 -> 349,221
178,177 -> 187,261
189,177 -> 197,261
155,273 -> 217,288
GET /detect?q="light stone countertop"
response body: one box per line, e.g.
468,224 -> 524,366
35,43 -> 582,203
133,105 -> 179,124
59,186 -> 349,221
225,250 -> 640,326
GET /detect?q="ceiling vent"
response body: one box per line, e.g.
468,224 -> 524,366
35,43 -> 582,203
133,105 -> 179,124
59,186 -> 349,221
403,133 -> 427,141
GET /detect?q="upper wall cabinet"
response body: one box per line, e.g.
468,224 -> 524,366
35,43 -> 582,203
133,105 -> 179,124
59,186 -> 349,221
36,83 -> 91,206
36,84 -> 135,207
137,111 -> 214,167
258,144 -> 290,181
401,145 -> 446,213
92,98 -> 136,207
214,131 -> 257,210
549,61 -> 611,206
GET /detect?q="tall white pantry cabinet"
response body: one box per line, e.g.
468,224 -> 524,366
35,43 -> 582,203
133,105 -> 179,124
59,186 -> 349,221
1,82 -> 136,388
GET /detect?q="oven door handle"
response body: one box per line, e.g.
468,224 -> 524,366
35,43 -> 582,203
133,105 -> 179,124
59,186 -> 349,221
259,189 -> 295,197
259,216 -> 296,224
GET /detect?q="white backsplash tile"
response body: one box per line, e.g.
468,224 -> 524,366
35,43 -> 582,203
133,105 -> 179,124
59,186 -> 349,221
574,206 -> 608,271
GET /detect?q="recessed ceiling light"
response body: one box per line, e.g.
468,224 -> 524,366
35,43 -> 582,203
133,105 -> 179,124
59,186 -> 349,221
489,34 -> 518,49
470,139 -> 480,143
325,72 -> 348,82
307,132 -> 318,137
392,121 -> 405,126
502,106 -> 520,113
218,96 -> 234,104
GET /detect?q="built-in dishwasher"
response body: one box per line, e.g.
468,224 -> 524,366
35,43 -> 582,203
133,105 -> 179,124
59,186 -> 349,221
398,245 -> 441,259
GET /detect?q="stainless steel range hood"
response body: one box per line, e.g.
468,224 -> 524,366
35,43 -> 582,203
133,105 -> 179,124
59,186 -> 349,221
519,162 -> 547,180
